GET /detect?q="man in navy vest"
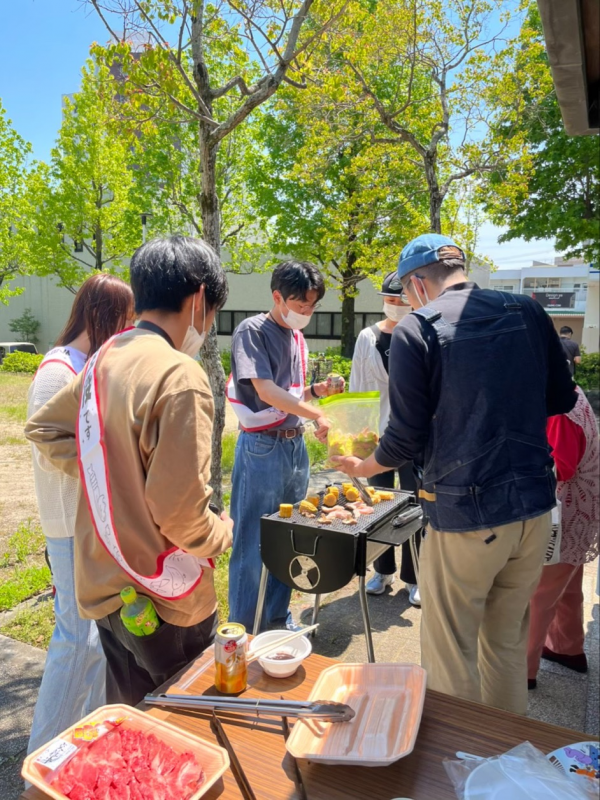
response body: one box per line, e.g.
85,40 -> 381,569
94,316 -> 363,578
334,233 -> 577,714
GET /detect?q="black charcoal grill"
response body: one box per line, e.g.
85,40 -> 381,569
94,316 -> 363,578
253,480 -> 423,662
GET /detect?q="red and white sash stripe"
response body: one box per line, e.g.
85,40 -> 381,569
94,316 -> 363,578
226,330 -> 308,432
35,347 -> 83,378
77,329 -> 214,600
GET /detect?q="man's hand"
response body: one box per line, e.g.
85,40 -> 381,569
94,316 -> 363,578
313,415 -> 331,443
331,455 -> 365,477
219,509 -> 234,541
312,377 -> 345,398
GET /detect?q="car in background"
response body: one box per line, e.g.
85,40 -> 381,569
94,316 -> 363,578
0,342 -> 39,364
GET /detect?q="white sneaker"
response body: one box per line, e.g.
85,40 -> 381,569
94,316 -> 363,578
366,572 -> 395,595
407,584 -> 421,607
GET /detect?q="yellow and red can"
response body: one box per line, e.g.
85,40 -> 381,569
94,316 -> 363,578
215,622 -> 248,694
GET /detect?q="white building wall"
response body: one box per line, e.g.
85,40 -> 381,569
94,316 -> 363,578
0,275 -> 76,353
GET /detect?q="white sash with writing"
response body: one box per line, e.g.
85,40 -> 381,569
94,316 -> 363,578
77,331 -> 214,600
35,346 -> 82,377
226,330 -> 308,432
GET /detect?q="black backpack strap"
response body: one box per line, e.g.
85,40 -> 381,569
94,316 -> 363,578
412,307 -> 443,324
499,291 -> 522,311
370,324 -> 390,374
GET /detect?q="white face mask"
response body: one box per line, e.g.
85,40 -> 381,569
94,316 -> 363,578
412,277 -> 431,308
281,300 -> 311,330
383,302 -> 411,323
181,293 -> 206,358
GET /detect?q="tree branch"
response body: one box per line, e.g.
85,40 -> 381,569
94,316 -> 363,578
211,75 -> 252,99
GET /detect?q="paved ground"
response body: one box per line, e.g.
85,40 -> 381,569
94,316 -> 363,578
1,473 -> 598,799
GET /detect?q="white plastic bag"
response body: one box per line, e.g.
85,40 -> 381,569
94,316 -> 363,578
544,500 -> 562,566
444,741 -> 597,799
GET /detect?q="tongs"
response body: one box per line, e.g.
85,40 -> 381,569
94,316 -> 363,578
349,475 -> 373,506
145,693 -> 355,722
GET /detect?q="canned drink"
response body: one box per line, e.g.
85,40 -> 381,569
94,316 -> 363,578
215,622 -> 248,694
326,373 -> 344,393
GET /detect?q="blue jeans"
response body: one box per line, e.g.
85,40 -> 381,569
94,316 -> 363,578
228,432 -> 309,631
27,537 -> 106,754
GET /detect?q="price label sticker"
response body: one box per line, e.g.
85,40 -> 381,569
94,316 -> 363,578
35,738 -> 78,770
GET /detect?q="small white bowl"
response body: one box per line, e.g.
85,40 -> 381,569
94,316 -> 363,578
249,631 -> 312,678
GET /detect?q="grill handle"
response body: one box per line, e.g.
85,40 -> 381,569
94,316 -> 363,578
290,529 -> 320,557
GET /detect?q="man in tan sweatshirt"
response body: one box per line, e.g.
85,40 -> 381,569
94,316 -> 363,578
26,236 -> 233,705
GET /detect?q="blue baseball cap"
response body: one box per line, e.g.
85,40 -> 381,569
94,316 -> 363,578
398,234 -> 465,280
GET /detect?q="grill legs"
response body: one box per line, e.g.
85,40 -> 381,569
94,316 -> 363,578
252,564 -> 269,636
253,566 -> 375,663
359,575 -> 376,663
310,594 -> 321,635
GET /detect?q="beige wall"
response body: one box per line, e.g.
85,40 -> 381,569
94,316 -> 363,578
550,315 -> 584,342
582,273 -> 599,353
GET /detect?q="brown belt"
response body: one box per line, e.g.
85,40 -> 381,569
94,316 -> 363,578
255,425 -> 306,439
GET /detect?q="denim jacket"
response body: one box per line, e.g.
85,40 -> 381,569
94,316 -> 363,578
375,283 -> 577,533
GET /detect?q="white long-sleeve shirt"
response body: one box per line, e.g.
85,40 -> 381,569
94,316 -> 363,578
349,326 -> 390,435
27,349 -> 87,538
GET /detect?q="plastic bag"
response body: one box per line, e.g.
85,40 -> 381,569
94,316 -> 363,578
544,500 -> 562,565
34,715 -> 129,786
444,741 -> 597,799
319,392 -> 380,465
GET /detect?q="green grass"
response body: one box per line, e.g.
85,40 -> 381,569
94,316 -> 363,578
0,373 -> 31,405
0,434 -> 26,446
0,565 -> 52,611
0,600 -> 55,649
0,520 -> 45,567
214,549 -> 231,622
221,431 -> 237,474
0,402 -> 27,425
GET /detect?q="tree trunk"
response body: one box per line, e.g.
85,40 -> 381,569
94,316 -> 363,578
424,152 -> 443,234
340,288 -> 356,358
198,126 -> 227,510
95,223 -> 103,271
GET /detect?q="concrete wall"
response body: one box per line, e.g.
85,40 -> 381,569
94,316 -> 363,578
0,276 -> 77,353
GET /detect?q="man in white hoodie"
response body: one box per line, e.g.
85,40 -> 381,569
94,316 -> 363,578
350,271 -> 421,604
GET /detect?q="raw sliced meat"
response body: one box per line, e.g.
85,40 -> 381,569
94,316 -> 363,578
49,724 -> 204,800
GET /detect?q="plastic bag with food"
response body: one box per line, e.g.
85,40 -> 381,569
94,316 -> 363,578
319,392 -> 380,465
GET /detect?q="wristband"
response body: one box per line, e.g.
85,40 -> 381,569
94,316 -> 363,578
310,383 -> 319,399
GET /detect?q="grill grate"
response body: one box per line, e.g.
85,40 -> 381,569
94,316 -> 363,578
264,484 -> 412,535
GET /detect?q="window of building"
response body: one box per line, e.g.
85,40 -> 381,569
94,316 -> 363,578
217,310 -> 371,340
217,311 -> 233,335
73,240 -> 84,253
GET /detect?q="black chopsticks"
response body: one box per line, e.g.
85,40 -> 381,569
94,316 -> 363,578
210,711 -> 257,800
282,714 -> 308,800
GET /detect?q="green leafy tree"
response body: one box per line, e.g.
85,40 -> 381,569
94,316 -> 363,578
316,0 -> 546,235
249,90 -> 428,355
483,6 -> 599,262
88,0 -> 349,504
27,61 -> 146,291
0,101 -> 33,304
8,308 -> 40,344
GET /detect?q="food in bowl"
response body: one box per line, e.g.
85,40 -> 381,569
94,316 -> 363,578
249,631 -> 312,678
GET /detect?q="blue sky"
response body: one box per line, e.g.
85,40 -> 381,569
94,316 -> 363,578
0,0 -> 557,271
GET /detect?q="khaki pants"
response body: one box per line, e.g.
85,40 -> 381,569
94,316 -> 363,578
419,512 -> 551,715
